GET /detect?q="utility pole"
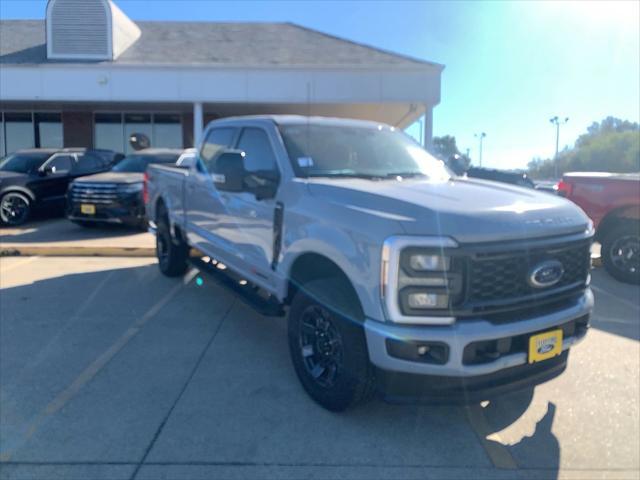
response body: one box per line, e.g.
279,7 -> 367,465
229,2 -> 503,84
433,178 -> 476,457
474,132 -> 487,167
550,116 -> 569,179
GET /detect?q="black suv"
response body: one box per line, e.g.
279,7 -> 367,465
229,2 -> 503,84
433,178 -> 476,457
0,148 -> 123,225
67,148 -> 183,229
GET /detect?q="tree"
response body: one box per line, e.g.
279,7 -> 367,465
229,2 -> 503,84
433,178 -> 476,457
431,135 -> 471,173
528,117 -> 640,180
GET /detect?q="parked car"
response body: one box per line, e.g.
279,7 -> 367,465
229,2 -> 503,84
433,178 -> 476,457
67,148 -> 183,229
466,167 -> 536,188
0,148 -> 120,225
146,115 -> 593,411
557,172 -> 640,284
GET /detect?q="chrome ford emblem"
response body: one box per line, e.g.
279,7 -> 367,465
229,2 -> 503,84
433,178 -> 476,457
528,260 -> 564,288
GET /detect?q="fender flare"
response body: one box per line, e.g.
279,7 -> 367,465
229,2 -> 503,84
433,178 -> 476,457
0,186 -> 36,203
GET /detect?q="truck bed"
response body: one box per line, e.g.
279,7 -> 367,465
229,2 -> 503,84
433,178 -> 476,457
146,163 -> 190,229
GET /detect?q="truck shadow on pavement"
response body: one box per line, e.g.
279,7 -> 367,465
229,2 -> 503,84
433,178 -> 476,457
0,262 -> 561,477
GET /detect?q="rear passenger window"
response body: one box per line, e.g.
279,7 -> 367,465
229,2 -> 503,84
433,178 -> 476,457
236,128 -> 278,174
200,128 -> 236,172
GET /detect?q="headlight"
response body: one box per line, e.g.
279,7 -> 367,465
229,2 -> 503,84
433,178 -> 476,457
117,183 -> 143,194
408,253 -> 450,272
380,236 -> 461,325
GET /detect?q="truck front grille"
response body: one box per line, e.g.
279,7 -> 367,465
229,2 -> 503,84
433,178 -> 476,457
71,183 -> 118,205
461,238 -> 591,314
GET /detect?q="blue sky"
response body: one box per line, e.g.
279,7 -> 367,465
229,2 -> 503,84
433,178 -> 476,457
1,0 -> 638,169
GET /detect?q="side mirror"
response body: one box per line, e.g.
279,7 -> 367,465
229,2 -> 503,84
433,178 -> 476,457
212,150 -> 246,192
39,165 -> 55,176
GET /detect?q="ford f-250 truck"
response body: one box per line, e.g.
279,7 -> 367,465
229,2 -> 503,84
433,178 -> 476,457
146,115 -> 594,411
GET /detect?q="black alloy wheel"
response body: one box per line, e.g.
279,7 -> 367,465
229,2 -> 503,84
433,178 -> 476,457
0,192 -> 31,226
603,223 -> 640,284
299,304 -> 344,388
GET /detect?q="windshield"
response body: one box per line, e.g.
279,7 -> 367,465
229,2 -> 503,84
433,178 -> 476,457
111,153 -> 179,173
0,153 -> 51,174
279,124 -> 451,180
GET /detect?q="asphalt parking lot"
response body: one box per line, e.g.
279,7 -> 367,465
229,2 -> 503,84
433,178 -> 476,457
0,256 -> 638,480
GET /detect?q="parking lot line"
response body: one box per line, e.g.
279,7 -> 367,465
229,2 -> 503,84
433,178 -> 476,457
0,269 -> 198,462
465,405 -> 518,470
129,298 -> 237,480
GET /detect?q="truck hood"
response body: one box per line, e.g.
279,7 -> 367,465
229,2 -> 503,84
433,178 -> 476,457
73,172 -> 143,184
306,177 -> 591,243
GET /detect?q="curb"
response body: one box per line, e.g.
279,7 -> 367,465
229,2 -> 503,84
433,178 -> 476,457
0,245 -> 156,257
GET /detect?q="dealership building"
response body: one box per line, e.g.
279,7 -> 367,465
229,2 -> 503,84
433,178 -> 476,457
0,0 -> 443,156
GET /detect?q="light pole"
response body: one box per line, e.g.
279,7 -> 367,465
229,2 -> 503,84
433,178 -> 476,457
550,116 -> 569,179
474,132 -> 487,167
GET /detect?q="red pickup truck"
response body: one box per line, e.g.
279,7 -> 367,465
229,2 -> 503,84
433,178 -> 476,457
557,172 -> 640,284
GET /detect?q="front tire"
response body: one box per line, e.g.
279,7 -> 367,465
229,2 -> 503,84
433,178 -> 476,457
0,192 -> 31,226
288,279 -> 375,411
602,222 -> 640,284
156,218 -> 188,277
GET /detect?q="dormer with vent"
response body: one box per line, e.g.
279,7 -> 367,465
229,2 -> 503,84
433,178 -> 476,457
46,0 -> 141,61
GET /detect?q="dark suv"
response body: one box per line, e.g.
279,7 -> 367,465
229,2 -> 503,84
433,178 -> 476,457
67,148 -> 183,229
0,148 -> 122,225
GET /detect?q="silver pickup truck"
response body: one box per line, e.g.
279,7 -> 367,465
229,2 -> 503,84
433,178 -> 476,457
146,115 -> 594,411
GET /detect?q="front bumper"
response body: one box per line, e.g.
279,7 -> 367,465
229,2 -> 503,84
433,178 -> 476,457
364,288 -> 593,377
67,195 -> 145,227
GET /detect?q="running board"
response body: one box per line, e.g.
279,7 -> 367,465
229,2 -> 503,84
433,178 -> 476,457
188,257 -> 285,317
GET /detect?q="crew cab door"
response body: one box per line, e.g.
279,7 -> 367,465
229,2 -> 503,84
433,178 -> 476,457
216,126 -> 281,285
185,127 -> 239,256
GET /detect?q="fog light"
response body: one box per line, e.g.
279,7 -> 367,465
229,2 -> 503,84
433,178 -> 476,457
407,292 -> 448,309
386,339 -> 449,365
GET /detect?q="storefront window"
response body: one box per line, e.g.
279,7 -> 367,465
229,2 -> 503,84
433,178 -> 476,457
35,113 -> 63,148
153,114 -> 183,149
124,114 -> 153,154
94,113 -> 124,153
94,112 -> 183,153
3,113 -> 34,154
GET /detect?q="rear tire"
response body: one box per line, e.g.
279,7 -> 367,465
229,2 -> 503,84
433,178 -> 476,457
0,192 -> 31,226
601,222 -> 640,284
288,278 -> 375,411
156,217 -> 188,277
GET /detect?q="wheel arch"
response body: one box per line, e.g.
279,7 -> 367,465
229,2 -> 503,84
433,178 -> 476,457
596,205 -> 640,241
0,186 -> 36,203
285,252 -> 365,321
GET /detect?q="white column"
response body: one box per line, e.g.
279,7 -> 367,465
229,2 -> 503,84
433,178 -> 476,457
422,105 -> 433,150
193,102 -> 204,147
